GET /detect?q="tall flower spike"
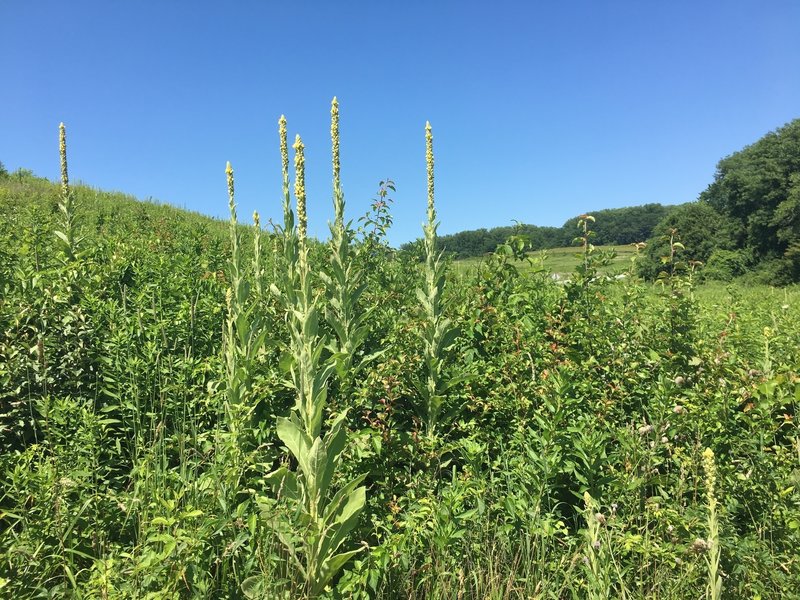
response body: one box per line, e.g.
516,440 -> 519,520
293,134 -> 307,242
426,121 -> 435,224
331,96 -> 344,230
226,161 -> 236,222
331,97 -> 341,189
59,122 -> 70,198
279,116 -> 289,187
279,115 -> 291,223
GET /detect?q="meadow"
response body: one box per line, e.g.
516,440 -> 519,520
1,106 -> 799,599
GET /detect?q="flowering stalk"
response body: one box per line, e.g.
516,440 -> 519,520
320,97 -> 374,385
415,122 -> 458,439
55,122 -> 79,260
222,163 -> 265,455
266,125 -> 366,597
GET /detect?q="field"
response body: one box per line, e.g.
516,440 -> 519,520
1,120 -> 799,599
452,245 -> 640,277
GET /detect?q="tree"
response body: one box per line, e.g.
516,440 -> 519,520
700,119 -> 800,260
638,202 -> 738,280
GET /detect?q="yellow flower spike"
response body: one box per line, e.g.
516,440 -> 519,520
293,134 -> 307,242
59,122 -> 70,197
425,121 -> 435,225
253,211 -> 260,228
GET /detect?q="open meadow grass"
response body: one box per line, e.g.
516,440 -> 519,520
452,244 -> 640,278
1,112 -> 798,599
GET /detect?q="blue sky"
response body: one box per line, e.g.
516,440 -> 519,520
2,1 -> 799,245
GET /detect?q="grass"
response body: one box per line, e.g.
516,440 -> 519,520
453,244 -> 640,276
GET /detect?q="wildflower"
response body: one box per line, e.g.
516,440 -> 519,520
674,375 -> 686,386
638,424 -> 653,435
673,405 -> 685,414
592,540 -> 601,550
594,512 -> 606,525
691,538 -> 710,554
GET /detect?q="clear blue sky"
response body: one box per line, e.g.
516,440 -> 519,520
2,1 -> 799,245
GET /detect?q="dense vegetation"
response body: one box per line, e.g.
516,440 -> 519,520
1,109 -> 799,599
410,204 -> 677,259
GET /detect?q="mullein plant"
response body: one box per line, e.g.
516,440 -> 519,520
55,123 -> 80,260
221,163 -> 267,467
264,118 -> 366,597
415,122 -> 458,440
319,98 -> 374,388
